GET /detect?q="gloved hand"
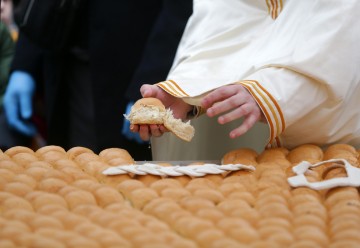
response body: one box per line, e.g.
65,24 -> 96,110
121,101 -> 147,144
3,71 -> 37,137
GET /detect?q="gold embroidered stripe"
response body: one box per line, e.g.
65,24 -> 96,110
266,0 -> 283,19
245,81 -> 280,142
274,136 -> 282,147
266,136 -> 282,148
243,80 -> 282,134
240,80 -> 285,147
156,80 -> 189,97
240,82 -> 276,144
168,80 -> 190,96
248,80 -> 285,132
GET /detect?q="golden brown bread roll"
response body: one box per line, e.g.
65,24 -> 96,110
150,178 -> 183,194
92,186 -> 124,207
124,97 -> 195,142
3,144 -> 360,247
193,188 -> 224,204
195,228 -> 226,248
136,174 -> 163,186
4,146 -> 34,157
195,208 -> 225,223
221,147 -> 258,165
2,196 -> 33,212
217,217 -> 259,244
36,145 -> 66,155
15,232 -> 68,248
323,143 -> 359,166
99,148 -> 134,165
64,190 -> 97,210
293,226 -> 329,247
71,179 -> 102,193
36,204 -> 68,215
0,160 -> 23,173
158,187 -> 190,201
0,168 -> 16,183
126,97 -> 165,124
179,196 -> 215,213
293,214 -> 326,231
36,146 -> 67,162
29,215 -> 64,230
141,197 -> 175,216
3,182 -> 32,197
11,174 -> 37,189
117,179 -> 146,199
286,144 -> 324,164
67,146 -> 94,160
30,192 -> 68,211
11,153 -> 39,167
129,188 -> 159,210
257,147 -> 289,162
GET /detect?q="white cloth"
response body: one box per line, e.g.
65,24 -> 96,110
157,0 -> 360,149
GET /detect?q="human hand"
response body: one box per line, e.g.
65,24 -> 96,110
201,84 -> 263,139
3,71 -> 37,136
121,101 -> 147,144
130,84 -> 192,141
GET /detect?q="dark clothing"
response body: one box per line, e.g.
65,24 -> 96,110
127,1 -> 193,100
0,22 -> 15,108
0,111 -> 32,150
11,0 -> 192,159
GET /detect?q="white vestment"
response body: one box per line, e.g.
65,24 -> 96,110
152,0 -> 360,160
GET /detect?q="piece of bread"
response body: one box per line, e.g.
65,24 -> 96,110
124,97 -> 195,142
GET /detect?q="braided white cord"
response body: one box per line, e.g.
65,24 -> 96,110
102,163 -> 255,177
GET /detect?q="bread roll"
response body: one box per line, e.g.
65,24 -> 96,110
4,146 -> 34,157
124,97 -> 195,142
99,148 -> 134,165
221,147 -> 258,165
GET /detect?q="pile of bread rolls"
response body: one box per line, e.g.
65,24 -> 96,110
0,144 -> 359,247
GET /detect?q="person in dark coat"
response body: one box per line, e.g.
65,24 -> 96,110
3,0 -> 192,160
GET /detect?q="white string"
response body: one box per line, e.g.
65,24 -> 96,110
102,163 -> 255,177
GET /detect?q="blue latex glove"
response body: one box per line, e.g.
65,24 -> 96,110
3,71 -> 37,137
121,101 -> 146,144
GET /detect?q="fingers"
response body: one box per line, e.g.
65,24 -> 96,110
150,124 -> 166,137
229,112 -> 261,139
19,91 -> 33,120
200,84 -> 263,139
206,94 -> 249,118
131,124 -> 167,141
3,93 -> 36,137
217,102 -> 255,125
202,85 -> 241,109
138,125 -> 151,141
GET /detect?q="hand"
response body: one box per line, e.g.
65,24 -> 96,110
121,101 -> 147,144
3,71 -> 37,136
140,84 -> 192,119
130,84 -> 192,141
201,84 -> 263,139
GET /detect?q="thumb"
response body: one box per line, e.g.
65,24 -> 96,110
140,84 -> 159,98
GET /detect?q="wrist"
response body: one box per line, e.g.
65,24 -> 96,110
186,105 -> 206,119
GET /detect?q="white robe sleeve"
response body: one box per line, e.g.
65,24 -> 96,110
155,0 -> 360,148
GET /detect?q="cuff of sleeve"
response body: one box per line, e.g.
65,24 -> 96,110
236,80 -> 285,148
